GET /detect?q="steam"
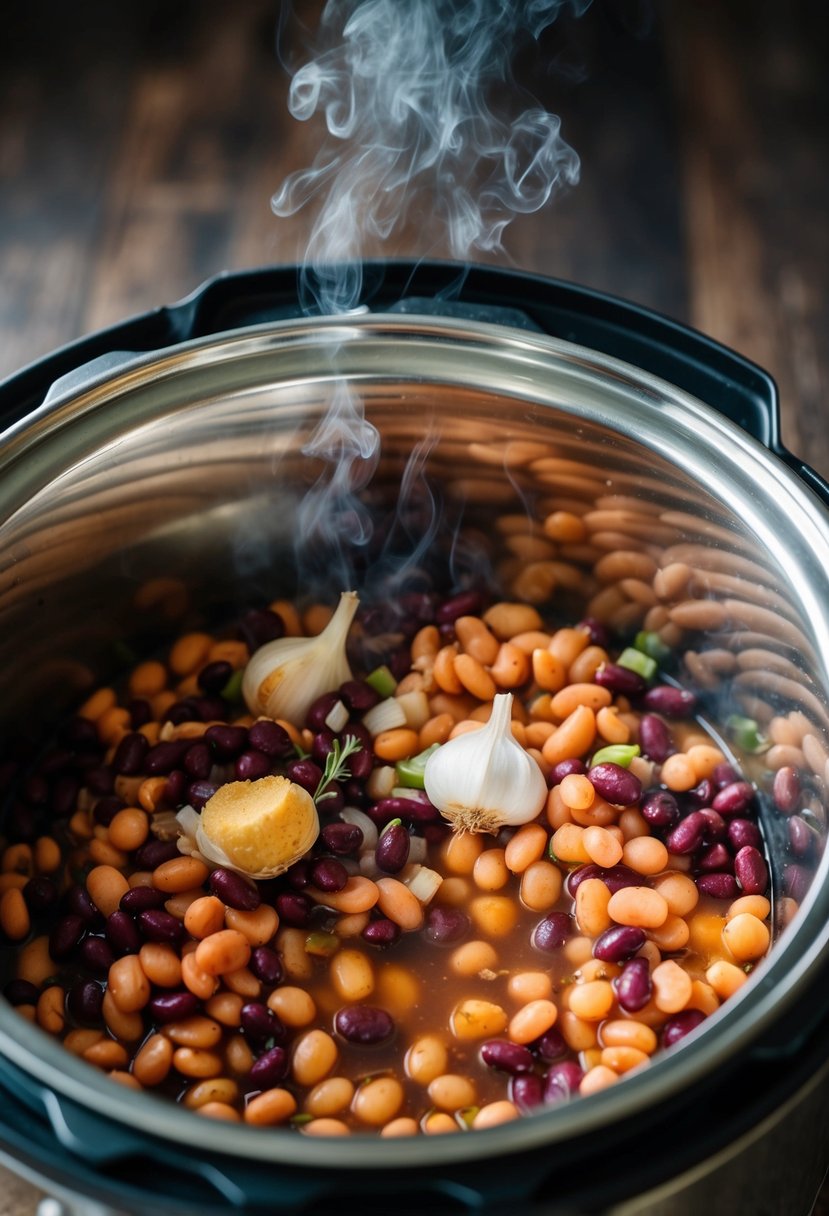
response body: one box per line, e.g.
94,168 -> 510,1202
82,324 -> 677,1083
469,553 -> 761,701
273,0 -> 586,315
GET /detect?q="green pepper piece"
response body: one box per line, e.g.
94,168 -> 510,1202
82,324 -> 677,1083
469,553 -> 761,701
591,743 -> 641,768
365,665 -> 398,697
618,647 -> 657,681
726,714 -> 769,754
634,630 -> 672,663
395,743 -> 441,789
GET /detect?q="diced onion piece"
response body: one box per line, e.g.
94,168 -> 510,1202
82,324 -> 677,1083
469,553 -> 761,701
359,853 -> 381,878
404,864 -> 443,905
340,806 -> 379,852
324,699 -> 350,733
367,766 -> 397,801
363,697 -> 407,736
395,689 -> 431,730
407,835 -> 428,865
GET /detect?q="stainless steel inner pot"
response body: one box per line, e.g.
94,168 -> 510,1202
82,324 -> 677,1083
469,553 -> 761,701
0,310 -> 827,1192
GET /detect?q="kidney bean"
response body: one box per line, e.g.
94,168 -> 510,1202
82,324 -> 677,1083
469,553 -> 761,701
543,1061 -> 584,1103
728,818 -> 762,852
687,778 -> 715,807
138,909 -> 185,945
125,698 -> 152,729
285,861 -> 311,891
286,759 -> 323,796
120,887 -> 167,915
306,693 -> 342,733
712,781 -> 754,816
51,775 -> 80,818
641,791 -> 680,829
578,617 -> 611,648
187,780 -> 219,811
321,822 -> 364,855
697,844 -> 733,873
208,868 -> 260,911
245,720 -> 290,758
249,946 -> 284,987
49,914 -> 86,961
65,885 -> 103,929
511,1073 -> 544,1112
734,846 -> 768,895
23,876 -> 59,914
311,731 -> 337,768
375,823 -> 410,874
613,957 -> 652,1013
712,762 -> 739,789
362,918 -> 401,947
424,906 -> 471,945
79,935 -> 115,975
249,1044 -> 290,1089
642,685 -> 697,717
196,660 -> 233,695
134,840 -> 180,870
68,979 -> 104,1024
275,893 -> 312,929
106,910 -> 142,955
665,810 -> 707,855
662,1009 -> 706,1047
784,863 -> 810,903
566,864 -> 641,897
204,725 -> 249,760
481,1039 -> 534,1074
4,980 -> 40,1006
588,763 -> 642,806
145,740 -> 191,775
638,714 -> 675,763
236,750 -> 273,785
310,857 -> 349,893
696,872 -> 739,899
531,912 -> 571,952
112,732 -> 149,776
698,808 -> 727,843
241,1001 -> 286,1044
773,766 -> 801,815
93,795 -> 125,827
164,770 -> 187,806
372,796 -> 440,825
550,758 -> 587,784
534,1026 -> 568,1063
788,816 -> 814,857
594,664 -> 646,696
335,1005 -> 395,1044
182,742 -> 212,781
238,608 -> 284,652
148,991 -> 200,1024
347,747 -> 374,782
339,680 -> 380,713
436,590 -> 483,625
593,925 -> 646,963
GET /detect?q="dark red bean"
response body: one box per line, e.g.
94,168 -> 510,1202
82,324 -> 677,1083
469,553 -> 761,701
49,914 -> 85,961
238,608 -> 284,653
436,590 -> 483,625
148,991 -> 200,1024
163,700 -> 198,726
249,1045 -> 290,1088
128,698 -> 153,729
286,861 -> 311,891
641,790 -> 680,828
112,732 -> 149,776
593,925 -> 646,963
164,770 -> 187,806
4,979 -> 40,1006
481,1039 -> 534,1074
788,816 -> 814,857
532,912 -> 571,952
183,742 -> 213,780
204,725 -> 249,760
119,889 -> 167,920
247,719 -> 292,757
105,910 -> 142,955
65,885 -> 103,928
734,846 -> 768,895
728,818 -> 762,852
309,857 -> 349,893
665,810 -> 707,855
687,778 -> 715,807
235,751 -> 272,782
93,795 -> 125,826
712,762 -> 739,789
662,1009 -> 706,1047
639,714 -> 675,763
577,617 -> 611,648
134,840 -> 180,870
209,868 -> 260,911
566,864 -> 641,897
784,863 -> 810,903
588,762 -> 642,806
339,680 -> 380,713
643,685 -> 697,717
197,661 -> 234,695
696,872 -> 739,899
275,892 -> 312,928
144,740 -> 191,775
335,1005 -> 395,1044
138,909 -> 185,944
249,946 -> 284,987
68,980 -> 104,1024
424,906 -> 471,945
362,918 -> 401,947
697,843 -> 733,873
347,746 -> 374,781
372,796 -> 440,824
286,759 -> 324,796
375,823 -> 410,874
79,935 -> 116,975
241,1001 -> 286,1044
594,663 -> 646,696
613,957 -> 652,1013
698,808 -> 727,843
311,731 -> 336,767
511,1072 -> 544,1112
320,822 -> 364,855
187,780 -> 219,811
543,1061 -> 584,1103
534,1026 -> 567,1063
23,876 -> 59,914
87,766 -> 116,798
773,766 -> 801,815
550,758 -> 586,784
307,693 -> 343,732
712,781 -> 754,816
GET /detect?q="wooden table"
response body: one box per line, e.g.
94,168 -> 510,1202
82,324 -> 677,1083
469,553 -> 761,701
0,1 -> 826,1212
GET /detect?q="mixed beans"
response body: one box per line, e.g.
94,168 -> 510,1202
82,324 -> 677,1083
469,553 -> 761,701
0,579 -> 787,1135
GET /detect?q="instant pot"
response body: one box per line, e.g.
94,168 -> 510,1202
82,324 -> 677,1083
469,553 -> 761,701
0,262 -> 826,1215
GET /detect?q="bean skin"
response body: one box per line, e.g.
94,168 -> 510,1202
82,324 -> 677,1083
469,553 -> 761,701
334,1006 -> 394,1045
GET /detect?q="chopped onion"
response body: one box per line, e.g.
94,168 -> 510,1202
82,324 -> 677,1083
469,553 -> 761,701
366,765 -> 397,801
324,699 -> 350,733
362,697 -> 407,736
340,806 -> 378,852
395,689 -> 431,730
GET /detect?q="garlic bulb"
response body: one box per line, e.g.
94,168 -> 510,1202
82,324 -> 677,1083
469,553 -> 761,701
176,775 -> 319,879
423,693 -> 547,834
242,590 -> 359,725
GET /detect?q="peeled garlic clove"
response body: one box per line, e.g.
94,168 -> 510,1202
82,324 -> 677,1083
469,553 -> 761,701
424,693 -> 547,835
242,590 -> 359,726
176,776 -> 319,880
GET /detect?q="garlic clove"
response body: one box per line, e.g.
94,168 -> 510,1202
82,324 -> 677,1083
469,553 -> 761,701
424,692 -> 547,835
176,775 -> 319,880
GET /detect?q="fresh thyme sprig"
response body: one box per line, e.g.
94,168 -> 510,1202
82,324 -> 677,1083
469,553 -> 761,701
313,735 -> 362,805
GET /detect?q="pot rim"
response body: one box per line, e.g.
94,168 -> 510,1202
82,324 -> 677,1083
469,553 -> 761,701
1,310 -> 828,1167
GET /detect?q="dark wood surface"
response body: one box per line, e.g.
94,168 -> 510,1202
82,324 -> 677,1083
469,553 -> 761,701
0,2 -> 827,1213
